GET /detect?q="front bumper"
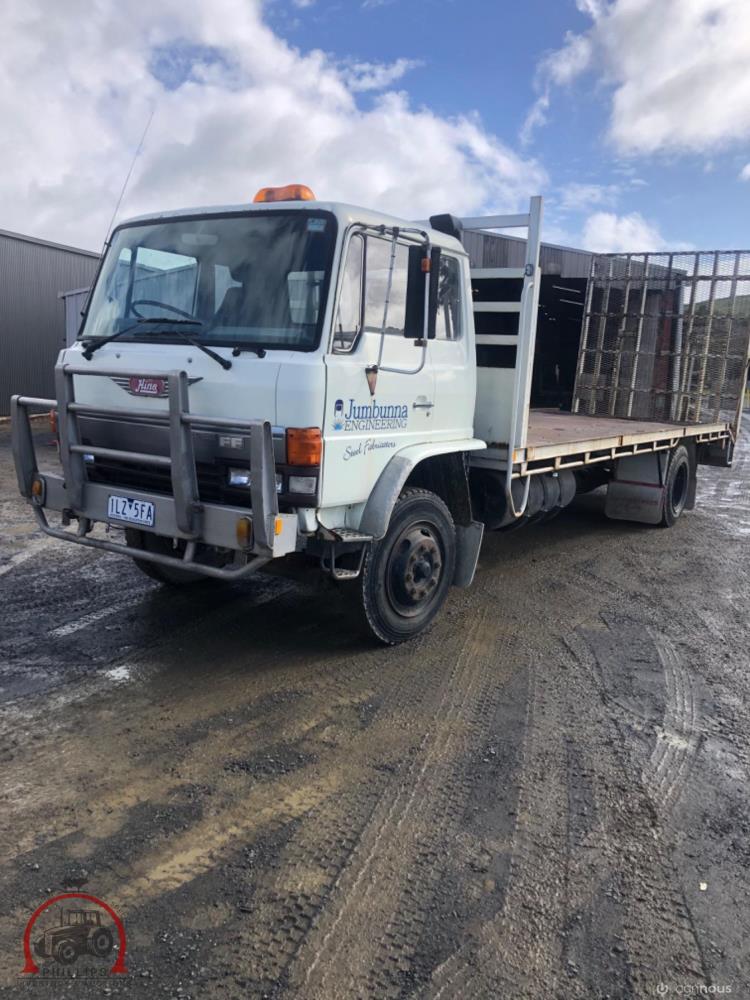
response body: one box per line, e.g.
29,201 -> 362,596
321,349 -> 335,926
12,365 -> 299,581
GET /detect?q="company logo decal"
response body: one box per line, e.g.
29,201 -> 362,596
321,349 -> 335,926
110,376 -> 202,398
21,892 -> 127,980
332,398 -> 408,432
128,376 -> 165,397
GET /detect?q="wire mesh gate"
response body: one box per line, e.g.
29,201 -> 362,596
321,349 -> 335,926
572,250 -> 750,427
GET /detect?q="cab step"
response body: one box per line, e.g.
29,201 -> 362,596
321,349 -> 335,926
322,528 -> 372,581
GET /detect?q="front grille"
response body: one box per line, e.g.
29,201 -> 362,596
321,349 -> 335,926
87,458 -> 252,508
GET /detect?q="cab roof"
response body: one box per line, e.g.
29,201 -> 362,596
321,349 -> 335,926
117,200 -> 467,256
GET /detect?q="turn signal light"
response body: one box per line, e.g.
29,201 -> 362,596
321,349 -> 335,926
253,184 -> 316,203
286,428 -> 322,466
236,516 -> 253,549
31,477 -> 44,498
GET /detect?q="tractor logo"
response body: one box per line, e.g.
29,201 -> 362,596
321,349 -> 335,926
21,893 -> 127,978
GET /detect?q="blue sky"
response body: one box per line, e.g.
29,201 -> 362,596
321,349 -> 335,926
4,0 -> 749,253
267,0 -> 750,251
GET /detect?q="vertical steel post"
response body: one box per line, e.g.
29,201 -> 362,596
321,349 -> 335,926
55,364 -> 86,510
168,370 -> 200,536
589,255 -> 614,415
713,251 -> 740,423
249,420 -> 280,555
572,257 -> 598,415
694,251 -> 719,422
610,253 -> 634,416
626,255 -> 650,418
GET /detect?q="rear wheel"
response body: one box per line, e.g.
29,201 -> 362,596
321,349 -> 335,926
87,926 -> 114,958
360,488 -> 455,644
125,529 -> 206,585
661,444 -> 691,527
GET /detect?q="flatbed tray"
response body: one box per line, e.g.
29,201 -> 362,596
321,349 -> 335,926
521,409 -> 729,464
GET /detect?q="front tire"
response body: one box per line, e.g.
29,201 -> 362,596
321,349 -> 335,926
360,488 -> 455,644
125,529 -> 205,585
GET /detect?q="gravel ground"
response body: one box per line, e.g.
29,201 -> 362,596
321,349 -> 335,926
0,420 -> 748,999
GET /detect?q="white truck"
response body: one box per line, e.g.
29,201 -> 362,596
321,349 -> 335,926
12,186 -> 749,642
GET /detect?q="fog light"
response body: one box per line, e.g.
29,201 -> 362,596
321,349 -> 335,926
236,516 -> 253,549
288,475 -> 317,495
228,468 -> 283,493
228,467 -> 251,487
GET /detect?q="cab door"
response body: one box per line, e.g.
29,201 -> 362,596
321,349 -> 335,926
322,231 -> 436,512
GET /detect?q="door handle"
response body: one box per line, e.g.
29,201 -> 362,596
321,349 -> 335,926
412,399 -> 434,410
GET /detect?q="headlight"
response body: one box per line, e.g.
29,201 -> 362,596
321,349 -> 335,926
288,475 -> 317,495
227,468 -> 283,493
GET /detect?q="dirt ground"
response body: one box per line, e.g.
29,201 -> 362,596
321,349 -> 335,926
0,420 -> 748,999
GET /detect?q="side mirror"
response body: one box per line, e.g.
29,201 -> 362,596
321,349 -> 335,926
405,246 -> 441,340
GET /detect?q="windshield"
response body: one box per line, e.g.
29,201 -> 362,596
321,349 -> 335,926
80,210 -> 337,351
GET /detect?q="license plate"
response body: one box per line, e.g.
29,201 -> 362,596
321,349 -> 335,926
107,495 -> 155,527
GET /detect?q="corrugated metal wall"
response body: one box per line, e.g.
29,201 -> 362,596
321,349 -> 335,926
0,231 -> 99,415
463,230 -> 593,279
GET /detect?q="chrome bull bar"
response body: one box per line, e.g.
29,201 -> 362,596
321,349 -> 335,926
11,365 -> 297,578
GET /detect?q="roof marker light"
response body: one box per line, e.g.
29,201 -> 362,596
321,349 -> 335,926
253,184 -> 316,204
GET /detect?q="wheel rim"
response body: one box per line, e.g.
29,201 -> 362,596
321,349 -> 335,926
385,521 -> 445,619
57,942 -> 77,964
671,461 -> 689,515
91,930 -> 112,956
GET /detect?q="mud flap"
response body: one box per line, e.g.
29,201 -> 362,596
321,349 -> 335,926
605,453 -> 668,525
453,520 -> 484,587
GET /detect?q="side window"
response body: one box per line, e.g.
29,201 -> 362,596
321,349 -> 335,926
333,234 -> 364,352
434,255 -> 463,340
364,237 -> 408,336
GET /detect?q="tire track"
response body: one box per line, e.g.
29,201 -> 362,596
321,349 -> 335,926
286,607 -> 517,999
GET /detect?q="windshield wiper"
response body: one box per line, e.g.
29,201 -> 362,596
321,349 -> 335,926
81,318 -> 202,359
81,317 -> 232,371
157,327 -> 232,371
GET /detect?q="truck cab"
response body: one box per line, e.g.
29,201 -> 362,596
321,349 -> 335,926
13,187 -> 486,643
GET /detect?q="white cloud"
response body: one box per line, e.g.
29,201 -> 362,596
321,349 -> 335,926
0,0 -> 545,251
557,182 -> 619,212
581,211 -> 668,252
739,163 -> 750,181
341,58 -> 421,93
525,0 -> 750,156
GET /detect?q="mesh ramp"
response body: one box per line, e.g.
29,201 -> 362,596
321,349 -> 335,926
573,250 -> 750,431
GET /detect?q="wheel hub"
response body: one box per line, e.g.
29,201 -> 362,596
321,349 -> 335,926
387,525 -> 444,616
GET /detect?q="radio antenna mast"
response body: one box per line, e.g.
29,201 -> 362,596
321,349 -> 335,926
102,106 -> 156,249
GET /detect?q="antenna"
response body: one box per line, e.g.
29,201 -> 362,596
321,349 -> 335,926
102,106 -> 156,249
77,106 -> 156,327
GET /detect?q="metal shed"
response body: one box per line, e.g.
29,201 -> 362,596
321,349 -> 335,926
0,229 -> 100,415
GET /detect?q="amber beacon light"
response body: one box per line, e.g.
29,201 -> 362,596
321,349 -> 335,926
253,184 -> 316,203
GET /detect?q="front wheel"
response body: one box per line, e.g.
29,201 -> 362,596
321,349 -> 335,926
125,529 -> 206,585
360,488 -> 455,644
